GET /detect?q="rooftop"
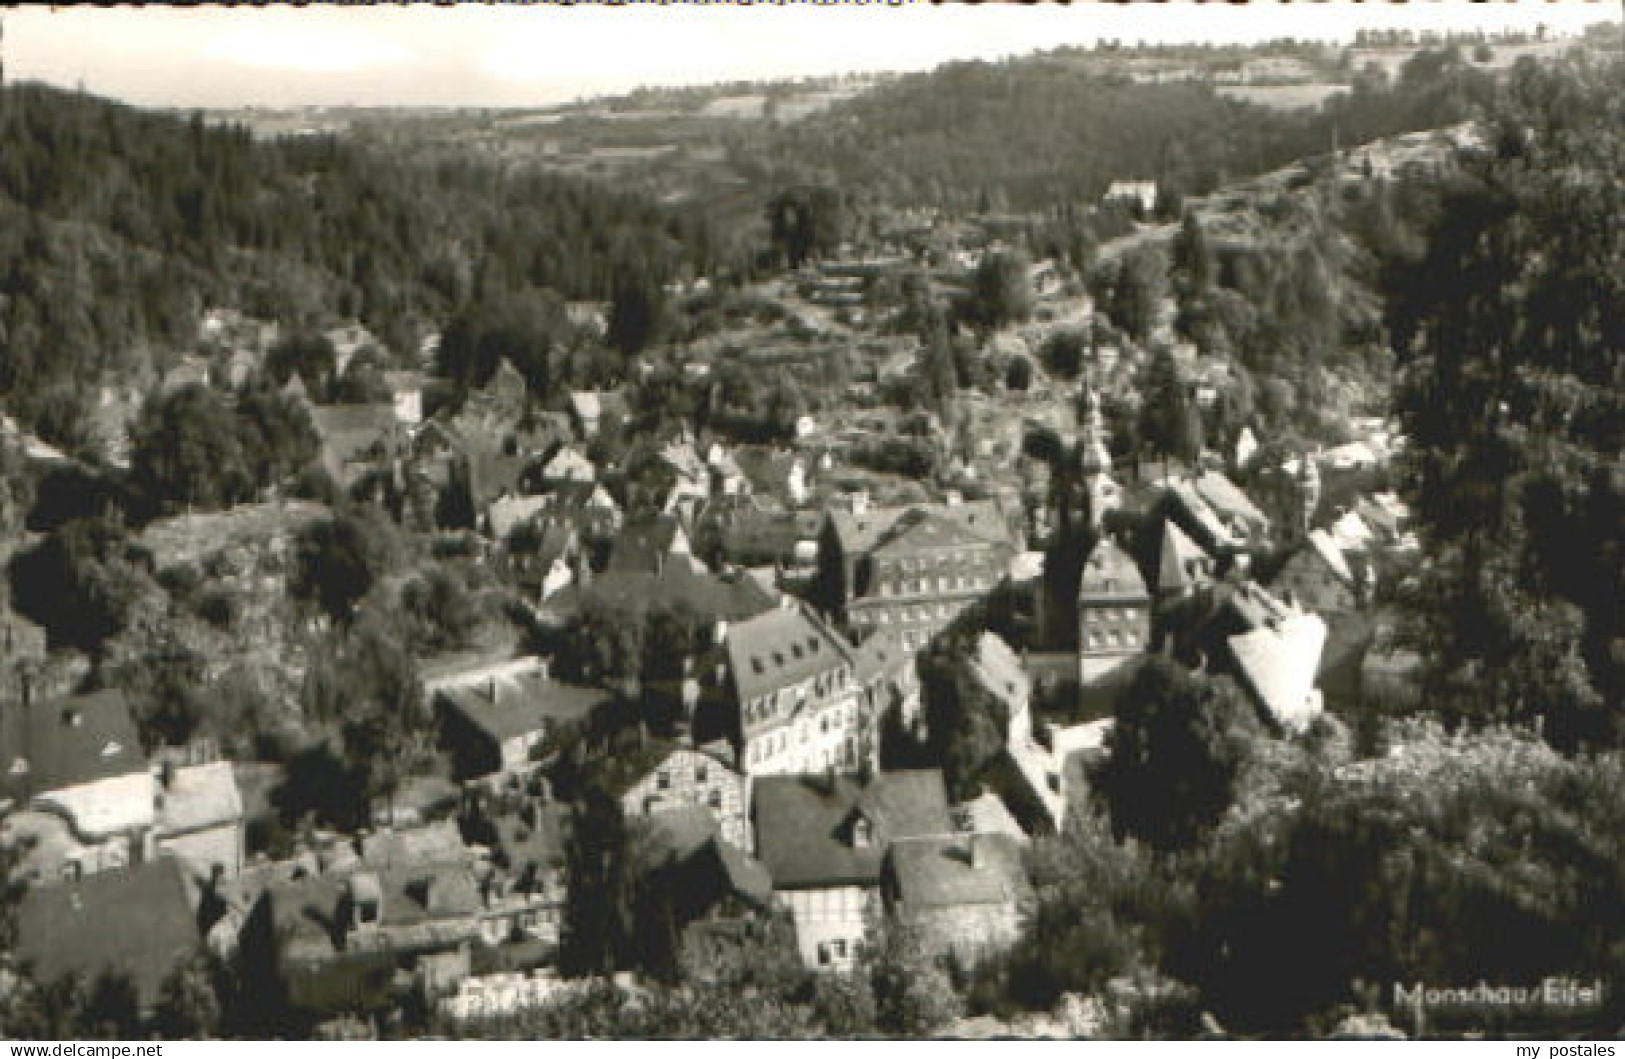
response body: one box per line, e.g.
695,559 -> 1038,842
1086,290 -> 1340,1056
1,689 -> 147,801
725,605 -> 853,705
1078,537 -> 1149,601
15,857 -> 201,1010
753,770 -> 953,890
887,833 -> 1028,909
157,760 -> 244,836
439,674 -> 611,743
1228,610 -> 1328,734
1157,519 -> 1211,594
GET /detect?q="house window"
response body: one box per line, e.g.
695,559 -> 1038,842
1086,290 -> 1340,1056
696,763 -> 709,784
818,943 -> 832,966
708,789 -> 723,810
833,939 -> 847,959
657,770 -> 671,791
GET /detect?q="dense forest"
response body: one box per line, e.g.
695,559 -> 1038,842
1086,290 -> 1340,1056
0,84 -> 743,446
742,45 -> 1499,213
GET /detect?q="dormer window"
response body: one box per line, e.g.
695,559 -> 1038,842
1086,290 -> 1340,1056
851,814 -> 873,849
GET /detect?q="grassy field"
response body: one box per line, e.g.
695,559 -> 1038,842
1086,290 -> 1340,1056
1217,83 -> 1349,111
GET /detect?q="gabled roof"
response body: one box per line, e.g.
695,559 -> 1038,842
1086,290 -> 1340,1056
753,770 -> 954,890
725,605 -> 853,705
870,508 -> 996,559
157,761 -> 244,836
606,515 -> 687,575
1163,480 -> 1246,551
488,494 -> 551,541
574,564 -> 779,626
358,819 -> 470,870
1221,580 -> 1296,633
848,631 -> 913,688
1158,519 -> 1212,593
828,499 -> 1013,560
15,857 -> 201,1010
310,403 -> 397,444
439,675 -> 611,743
466,451 -> 529,510
1329,510 -> 1376,553
1228,611 -> 1327,734
1304,528 -> 1355,586
968,632 -> 1028,713
1078,537 -> 1149,601
1,689 -> 146,801
538,446 -> 596,484
591,739 -> 738,801
1190,471 -> 1269,532
886,833 -> 1028,910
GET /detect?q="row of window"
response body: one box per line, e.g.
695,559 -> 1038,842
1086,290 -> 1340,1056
875,573 -> 990,598
1082,605 -> 1147,623
877,550 -> 989,578
644,789 -> 725,813
745,670 -> 851,723
857,599 -> 964,627
1083,627 -> 1141,650
816,937 -> 862,966
654,761 -> 711,790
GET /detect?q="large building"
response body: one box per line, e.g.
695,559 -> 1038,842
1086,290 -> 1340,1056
718,604 -> 871,778
821,501 -> 1017,653
0,689 -> 158,882
752,770 -> 954,969
1076,537 -> 1152,685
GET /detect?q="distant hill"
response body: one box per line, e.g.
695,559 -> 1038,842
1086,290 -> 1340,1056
0,84 -> 738,448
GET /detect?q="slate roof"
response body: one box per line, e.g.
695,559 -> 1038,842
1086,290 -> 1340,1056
466,451 -> 530,510
579,565 -> 778,627
725,605 -> 853,705
310,404 -> 397,453
1078,537 -> 1149,601
1157,519 -> 1211,594
1190,472 -> 1269,532
439,675 -> 611,743
1304,528 -> 1355,586
828,499 -> 1014,560
870,508 -> 996,560
886,833 -> 1028,910
1228,611 -> 1328,734
752,770 -> 953,890
15,857 -> 201,1010
157,761 -> 244,836
1,689 -> 146,801
606,515 -> 688,574
969,632 -> 1028,714
358,819 -> 470,870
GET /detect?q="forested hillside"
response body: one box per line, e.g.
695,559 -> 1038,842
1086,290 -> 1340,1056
743,46 -> 1500,212
0,85 -> 742,445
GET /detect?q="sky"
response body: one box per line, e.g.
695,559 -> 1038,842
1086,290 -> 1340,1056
3,2 -> 1618,110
